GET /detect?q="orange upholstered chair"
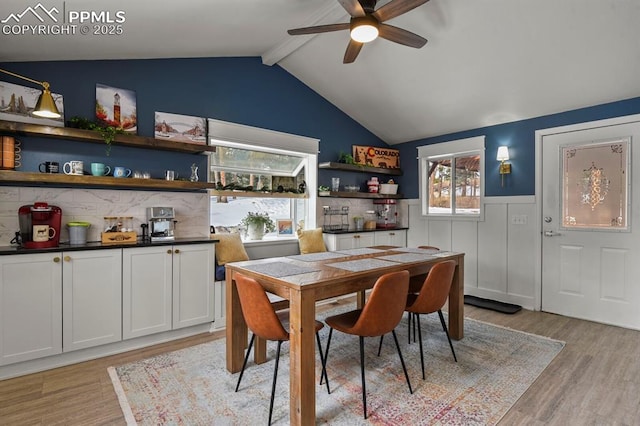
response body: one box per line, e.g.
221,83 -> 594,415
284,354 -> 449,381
233,274 -> 329,425
323,270 -> 412,419
406,260 -> 457,379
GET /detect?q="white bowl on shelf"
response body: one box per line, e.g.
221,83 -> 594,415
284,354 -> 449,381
379,184 -> 398,194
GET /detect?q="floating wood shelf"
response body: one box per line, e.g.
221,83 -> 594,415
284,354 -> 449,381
0,120 -> 215,154
208,189 -> 307,199
318,191 -> 403,199
318,162 -> 403,176
0,171 -> 211,192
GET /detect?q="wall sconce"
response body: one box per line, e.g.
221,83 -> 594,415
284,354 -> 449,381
496,146 -> 511,187
0,68 -> 61,118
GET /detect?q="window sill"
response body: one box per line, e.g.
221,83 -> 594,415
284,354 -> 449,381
241,237 -> 298,246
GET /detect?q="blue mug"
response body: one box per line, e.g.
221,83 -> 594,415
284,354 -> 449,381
113,166 -> 131,178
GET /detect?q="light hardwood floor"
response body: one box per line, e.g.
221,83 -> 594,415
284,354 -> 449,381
1,300 -> 638,425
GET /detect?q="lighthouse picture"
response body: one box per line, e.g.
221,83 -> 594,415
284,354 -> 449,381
96,83 -> 137,134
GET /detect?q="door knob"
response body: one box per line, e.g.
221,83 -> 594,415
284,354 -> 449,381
64,256 -> 71,262
174,249 -> 180,254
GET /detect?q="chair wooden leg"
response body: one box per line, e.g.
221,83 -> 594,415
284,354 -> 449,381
268,340 -> 283,426
417,314 -> 425,379
316,332 -> 331,394
437,310 -> 458,362
235,333 -> 256,392
359,336 -> 368,419
392,330 -> 413,395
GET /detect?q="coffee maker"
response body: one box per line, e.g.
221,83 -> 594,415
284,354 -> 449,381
18,202 -> 62,248
147,207 -> 176,242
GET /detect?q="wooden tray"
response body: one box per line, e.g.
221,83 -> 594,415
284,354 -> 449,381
101,231 -> 137,244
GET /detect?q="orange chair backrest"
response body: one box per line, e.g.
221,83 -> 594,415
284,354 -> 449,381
410,260 -> 456,314
351,270 -> 410,337
235,274 -> 289,341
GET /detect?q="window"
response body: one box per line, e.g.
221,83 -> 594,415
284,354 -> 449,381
418,136 -> 484,217
207,119 -> 318,241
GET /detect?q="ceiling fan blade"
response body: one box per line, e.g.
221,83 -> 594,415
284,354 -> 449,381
343,39 -> 364,63
373,0 -> 430,22
338,0 -> 366,17
288,23 -> 350,36
378,23 -> 427,48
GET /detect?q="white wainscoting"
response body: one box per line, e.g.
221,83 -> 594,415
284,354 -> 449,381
407,196 -> 537,310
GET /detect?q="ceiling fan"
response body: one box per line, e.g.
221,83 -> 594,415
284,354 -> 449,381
287,0 -> 429,64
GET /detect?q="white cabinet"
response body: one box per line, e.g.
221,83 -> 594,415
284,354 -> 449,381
373,229 -> 407,247
323,229 -> 407,251
323,232 -> 376,251
172,244 -> 214,329
122,246 -> 173,339
62,249 -> 122,351
122,243 -> 214,339
0,253 -> 62,365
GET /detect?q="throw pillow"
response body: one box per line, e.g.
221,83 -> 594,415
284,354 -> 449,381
215,233 -> 250,265
297,228 -> 327,254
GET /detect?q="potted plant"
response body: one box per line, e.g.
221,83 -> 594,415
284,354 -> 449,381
240,211 -> 276,240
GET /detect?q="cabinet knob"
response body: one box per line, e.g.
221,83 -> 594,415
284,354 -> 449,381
174,249 -> 180,254
390,232 -> 395,236
167,249 -> 172,254
64,256 -> 71,262
53,257 -> 60,263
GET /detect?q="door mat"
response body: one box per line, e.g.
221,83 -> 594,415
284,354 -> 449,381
464,295 -> 522,314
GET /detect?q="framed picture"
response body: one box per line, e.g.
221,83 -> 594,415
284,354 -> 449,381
154,111 -> 206,144
277,219 -> 294,237
352,145 -> 400,169
0,80 -> 64,127
96,83 -> 137,134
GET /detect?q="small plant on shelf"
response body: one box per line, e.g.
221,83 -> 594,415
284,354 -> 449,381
67,116 -> 125,156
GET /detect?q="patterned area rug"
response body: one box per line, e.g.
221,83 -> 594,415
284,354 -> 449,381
108,308 -> 564,425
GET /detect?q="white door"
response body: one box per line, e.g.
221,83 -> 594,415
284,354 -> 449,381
541,120 -> 640,329
172,244 -> 214,329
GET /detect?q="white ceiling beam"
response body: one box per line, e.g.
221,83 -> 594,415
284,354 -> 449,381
261,2 -> 348,66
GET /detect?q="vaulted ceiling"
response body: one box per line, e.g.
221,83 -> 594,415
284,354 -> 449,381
2,0 -> 639,144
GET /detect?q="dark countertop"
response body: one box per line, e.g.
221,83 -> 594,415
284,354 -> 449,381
0,237 -> 218,255
322,227 -> 409,235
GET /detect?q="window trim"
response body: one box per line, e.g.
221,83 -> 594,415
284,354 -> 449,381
207,119 -> 319,230
418,136 -> 485,219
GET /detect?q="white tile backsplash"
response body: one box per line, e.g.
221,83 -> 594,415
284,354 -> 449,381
0,186 -> 210,245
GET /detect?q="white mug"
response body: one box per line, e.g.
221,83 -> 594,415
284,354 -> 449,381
33,224 -> 56,242
63,160 -> 84,175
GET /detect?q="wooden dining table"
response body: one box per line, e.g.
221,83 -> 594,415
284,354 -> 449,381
225,246 -> 465,425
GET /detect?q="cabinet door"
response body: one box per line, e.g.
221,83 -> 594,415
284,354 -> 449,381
172,244 -> 214,329
122,246 -> 172,339
333,234 -> 359,250
356,233 -> 375,248
62,249 -> 122,351
374,230 -> 407,247
0,253 -> 62,365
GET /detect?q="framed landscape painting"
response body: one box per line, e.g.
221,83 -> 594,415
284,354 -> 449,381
0,80 -> 64,127
154,112 -> 206,145
277,219 -> 294,237
96,83 -> 137,134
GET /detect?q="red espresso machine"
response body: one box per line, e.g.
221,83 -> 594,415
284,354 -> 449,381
18,202 -> 62,248
373,198 -> 398,229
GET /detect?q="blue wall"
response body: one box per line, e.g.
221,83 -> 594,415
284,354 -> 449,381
1,57 -> 386,187
396,97 -> 640,199
4,57 -> 640,197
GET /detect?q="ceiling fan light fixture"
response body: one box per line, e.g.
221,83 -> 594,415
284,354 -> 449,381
350,16 -> 379,43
